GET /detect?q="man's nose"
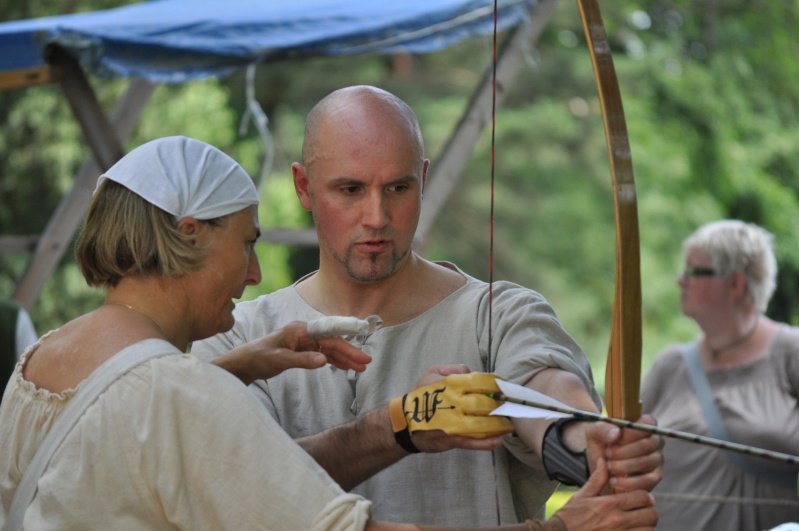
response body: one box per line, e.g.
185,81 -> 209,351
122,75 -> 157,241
362,192 -> 389,228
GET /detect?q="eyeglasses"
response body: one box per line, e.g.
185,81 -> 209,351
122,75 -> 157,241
680,266 -> 717,279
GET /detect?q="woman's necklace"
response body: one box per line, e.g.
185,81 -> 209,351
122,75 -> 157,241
105,301 -> 168,338
708,315 -> 760,361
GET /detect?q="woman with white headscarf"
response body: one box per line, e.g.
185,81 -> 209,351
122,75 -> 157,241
0,136 -> 383,530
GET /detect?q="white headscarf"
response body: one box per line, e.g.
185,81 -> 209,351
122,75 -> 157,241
96,136 -> 259,220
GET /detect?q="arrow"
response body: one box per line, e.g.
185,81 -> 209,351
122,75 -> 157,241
489,379 -> 799,467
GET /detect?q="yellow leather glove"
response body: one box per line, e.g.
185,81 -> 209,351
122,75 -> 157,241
389,373 -> 514,440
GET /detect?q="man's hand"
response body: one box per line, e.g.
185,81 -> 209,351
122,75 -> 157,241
578,415 -> 663,494
602,415 -> 664,492
389,367 -> 512,454
551,456 -> 658,530
210,320 -> 372,385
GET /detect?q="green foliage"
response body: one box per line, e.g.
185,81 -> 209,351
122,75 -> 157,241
243,175 -> 311,299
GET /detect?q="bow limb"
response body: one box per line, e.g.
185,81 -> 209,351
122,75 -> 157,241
576,0 -> 642,423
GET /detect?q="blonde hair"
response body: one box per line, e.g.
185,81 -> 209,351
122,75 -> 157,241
75,180 -> 225,288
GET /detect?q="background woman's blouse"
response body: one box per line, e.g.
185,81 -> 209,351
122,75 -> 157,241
642,326 -> 799,530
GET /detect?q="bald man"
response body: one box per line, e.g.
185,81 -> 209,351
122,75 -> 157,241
194,86 -> 662,528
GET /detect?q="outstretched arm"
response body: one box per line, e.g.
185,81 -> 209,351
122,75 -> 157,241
512,368 -> 663,493
298,365 -> 505,490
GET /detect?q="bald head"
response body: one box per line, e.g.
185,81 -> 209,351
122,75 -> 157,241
301,85 -> 425,172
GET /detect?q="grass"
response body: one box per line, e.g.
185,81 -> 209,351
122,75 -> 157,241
546,488 -> 576,518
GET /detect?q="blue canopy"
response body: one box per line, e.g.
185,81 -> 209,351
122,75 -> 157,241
0,0 -> 537,83
1,0 -> 551,311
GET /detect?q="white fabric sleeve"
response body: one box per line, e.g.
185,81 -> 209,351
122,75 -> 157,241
312,493 -> 373,531
110,356 -> 372,530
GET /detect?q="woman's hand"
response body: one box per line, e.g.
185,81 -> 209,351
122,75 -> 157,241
211,320 -> 372,385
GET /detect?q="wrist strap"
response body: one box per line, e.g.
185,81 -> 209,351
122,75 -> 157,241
388,395 -> 419,454
542,417 -> 588,486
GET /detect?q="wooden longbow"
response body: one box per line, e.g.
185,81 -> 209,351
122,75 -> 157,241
484,2 -> 641,516
576,0 -> 643,423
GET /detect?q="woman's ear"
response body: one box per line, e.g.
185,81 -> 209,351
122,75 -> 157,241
730,271 -> 748,300
176,217 -> 202,236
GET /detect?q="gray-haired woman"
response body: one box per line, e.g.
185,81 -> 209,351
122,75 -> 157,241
642,219 -> 799,530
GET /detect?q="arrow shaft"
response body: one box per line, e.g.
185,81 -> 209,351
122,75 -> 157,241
491,393 -> 799,466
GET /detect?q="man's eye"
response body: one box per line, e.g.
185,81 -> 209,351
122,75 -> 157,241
341,186 -> 360,194
389,183 -> 409,193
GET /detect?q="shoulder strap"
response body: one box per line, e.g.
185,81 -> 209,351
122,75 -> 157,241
6,339 -> 178,531
682,342 -> 796,488
682,342 -> 730,440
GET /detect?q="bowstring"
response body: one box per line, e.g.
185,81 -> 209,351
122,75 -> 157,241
489,0 -> 499,525
488,0 -> 498,367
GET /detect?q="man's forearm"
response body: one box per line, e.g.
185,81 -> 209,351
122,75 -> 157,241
297,406 -> 409,491
513,368 -> 600,455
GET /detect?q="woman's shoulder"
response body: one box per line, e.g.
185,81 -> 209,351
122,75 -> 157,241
773,323 -> 799,346
654,342 -> 690,361
646,343 -> 692,378
770,323 -> 799,368
147,351 -> 239,386
641,343 -> 693,409
115,351 -> 262,420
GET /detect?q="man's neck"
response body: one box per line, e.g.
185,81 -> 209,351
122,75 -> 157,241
296,254 -> 465,326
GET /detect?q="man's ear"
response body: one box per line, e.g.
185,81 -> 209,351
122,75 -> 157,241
292,162 -> 312,211
421,159 -> 429,196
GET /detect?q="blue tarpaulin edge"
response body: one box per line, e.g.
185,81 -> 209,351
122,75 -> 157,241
0,0 -> 537,83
